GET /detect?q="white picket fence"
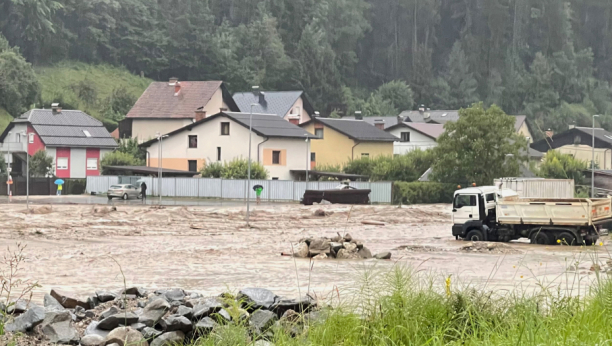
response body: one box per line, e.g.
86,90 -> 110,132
86,176 -> 393,204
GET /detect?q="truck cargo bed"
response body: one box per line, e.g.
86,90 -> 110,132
496,197 -> 612,226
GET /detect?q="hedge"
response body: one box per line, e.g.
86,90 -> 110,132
393,181 -> 458,205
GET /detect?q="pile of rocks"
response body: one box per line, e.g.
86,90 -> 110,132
292,233 -> 391,260
2,287 -> 318,346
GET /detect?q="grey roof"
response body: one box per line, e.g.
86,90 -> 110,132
343,116 -> 400,130
233,91 -> 310,118
400,110 -> 459,124
1,109 -> 117,148
315,118 -> 397,142
224,112 -> 314,138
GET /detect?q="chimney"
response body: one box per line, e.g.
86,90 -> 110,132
355,111 -> 363,120
546,129 -> 554,138
51,103 -> 60,114
569,124 -> 575,130
169,77 -> 178,85
314,111 -> 320,118
174,82 -> 181,96
374,120 -> 385,130
195,109 -> 206,122
419,104 -> 425,114
397,115 -> 402,124
259,91 -> 265,104
220,108 -> 228,112
252,85 -> 260,95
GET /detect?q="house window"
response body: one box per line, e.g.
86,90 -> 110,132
83,130 -> 92,137
188,160 -> 197,172
217,147 -> 221,161
315,128 -> 324,138
401,132 -> 410,142
16,134 -> 21,143
310,153 -> 316,162
188,135 -> 198,148
361,153 -> 370,158
221,122 -> 230,135
57,158 -> 68,170
272,151 -> 281,164
86,158 -> 98,170
28,133 -> 34,144
272,177 -> 279,180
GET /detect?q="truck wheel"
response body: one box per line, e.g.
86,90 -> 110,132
557,232 -> 576,246
530,231 -> 550,245
465,229 -> 484,242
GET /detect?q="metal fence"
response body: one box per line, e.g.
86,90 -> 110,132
87,176 -> 393,203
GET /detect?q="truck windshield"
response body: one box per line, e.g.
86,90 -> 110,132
454,194 -> 476,208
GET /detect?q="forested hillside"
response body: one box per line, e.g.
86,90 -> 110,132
1,0 -> 612,138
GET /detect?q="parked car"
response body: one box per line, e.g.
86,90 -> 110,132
107,184 -> 141,200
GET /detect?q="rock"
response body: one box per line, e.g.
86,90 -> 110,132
249,310 -> 277,335
331,234 -> 343,242
193,317 -> 217,335
298,238 -> 313,246
312,253 -> 328,260
304,310 -> 326,324
85,321 -> 110,339
308,238 -> 331,256
139,298 -> 170,327
7,299 -> 34,314
191,297 -> 223,320
273,296 -> 316,316
313,209 -> 326,216
343,242 -> 357,252
96,291 -> 118,303
142,327 -> 162,340
98,312 -> 139,330
122,287 -> 141,296
137,301 -> 147,308
238,288 -> 278,310
130,322 -> 147,331
358,247 -> 373,259
80,334 -> 105,346
591,264 -> 602,272
88,296 -> 100,309
336,249 -> 360,259
50,289 -> 89,310
159,315 -> 193,333
4,305 -> 45,332
44,294 -> 65,312
343,233 -> 353,242
351,239 -> 364,249
374,252 -> 392,260
214,309 -> 231,322
41,311 -> 79,344
329,242 -> 343,254
99,307 -> 120,321
150,331 -> 185,346
176,306 -> 193,320
108,344 -> 120,346
163,289 -> 185,303
103,326 -> 148,346
254,341 -> 275,346
116,294 -> 138,301
293,242 -> 309,258
280,309 -> 300,323
86,310 -> 96,319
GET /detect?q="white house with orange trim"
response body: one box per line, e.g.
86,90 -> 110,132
140,112 -> 314,180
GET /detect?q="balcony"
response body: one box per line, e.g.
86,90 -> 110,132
0,142 -> 27,153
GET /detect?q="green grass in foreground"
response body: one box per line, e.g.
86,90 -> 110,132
185,263 -> 612,346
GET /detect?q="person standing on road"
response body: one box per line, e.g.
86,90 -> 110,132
57,183 -> 62,196
141,182 -> 147,203
254,185 -> 263,205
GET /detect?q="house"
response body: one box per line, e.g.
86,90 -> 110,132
385,122 -> 444,154
300,118 -> 396,167
0,105 -> 117,178
232,90 -> 314,125
531,126 -> 612,169
122,78 -> 239,142
140,112 -> 314,180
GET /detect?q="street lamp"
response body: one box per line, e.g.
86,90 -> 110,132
246,102 -> 258,223
304,134 -> 310,185
156,132 -> 169,205
20,132 -> 29,210
592,114 -> 600,198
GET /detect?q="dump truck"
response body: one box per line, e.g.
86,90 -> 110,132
451,186 -> 610,245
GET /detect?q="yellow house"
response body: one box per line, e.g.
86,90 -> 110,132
301,118 -> 396,167
531,127 -> 612,169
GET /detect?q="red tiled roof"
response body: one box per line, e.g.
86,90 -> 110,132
110,128 -> 119,139
126,81 -> 223,119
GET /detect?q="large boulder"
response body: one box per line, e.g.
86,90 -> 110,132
41,311 -> 79,344
6,299 -> 35,314
103,326 -> 148,346
44,294 -> 65,312
99,307 -> 120,321
142,327 -> 162,340
308,238 -> 331,256
343,242 -> 357,252
336,249 -> 360,259
176,306 -> 193,320
293,242 -> 309,258
80,334 -> 105,346
163,289 -> 185,303
374,252 -> 392,260
98,312 -> 139,330
84,321 -> 110,339
358,247 -> 373,259
192,298 -> 223,320
50,289 -> 89,309
150,331 -> 185,346
95,291 -> 118,303
238,288 -> 278,310
272,296 -> 316,316
193,317 -> 217,336
4,306 -> 45,333
138,298 -> 170,327
159,315 -> 193,334
249,310 -> 277,335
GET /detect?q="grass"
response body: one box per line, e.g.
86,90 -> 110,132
183,245 -> 612,346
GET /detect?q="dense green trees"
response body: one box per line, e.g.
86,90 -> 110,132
0,34 -> 39,117
0,0 -> 612,135
29,150 -> 54,177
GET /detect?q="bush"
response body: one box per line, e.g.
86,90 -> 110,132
29,150 -> 54,177
393,181 -> 458,204
199,159 -> 268,179
537,150 -> 587,184
344,150 -> 434,182
63,179 -> 86,195
100,151 -> 144,175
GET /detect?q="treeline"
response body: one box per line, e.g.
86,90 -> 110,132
2,0 -> 612,137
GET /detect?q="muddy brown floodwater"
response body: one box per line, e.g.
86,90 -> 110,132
0,203 -> 609,304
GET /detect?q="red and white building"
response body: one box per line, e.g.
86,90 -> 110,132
0,105 -> 117,178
